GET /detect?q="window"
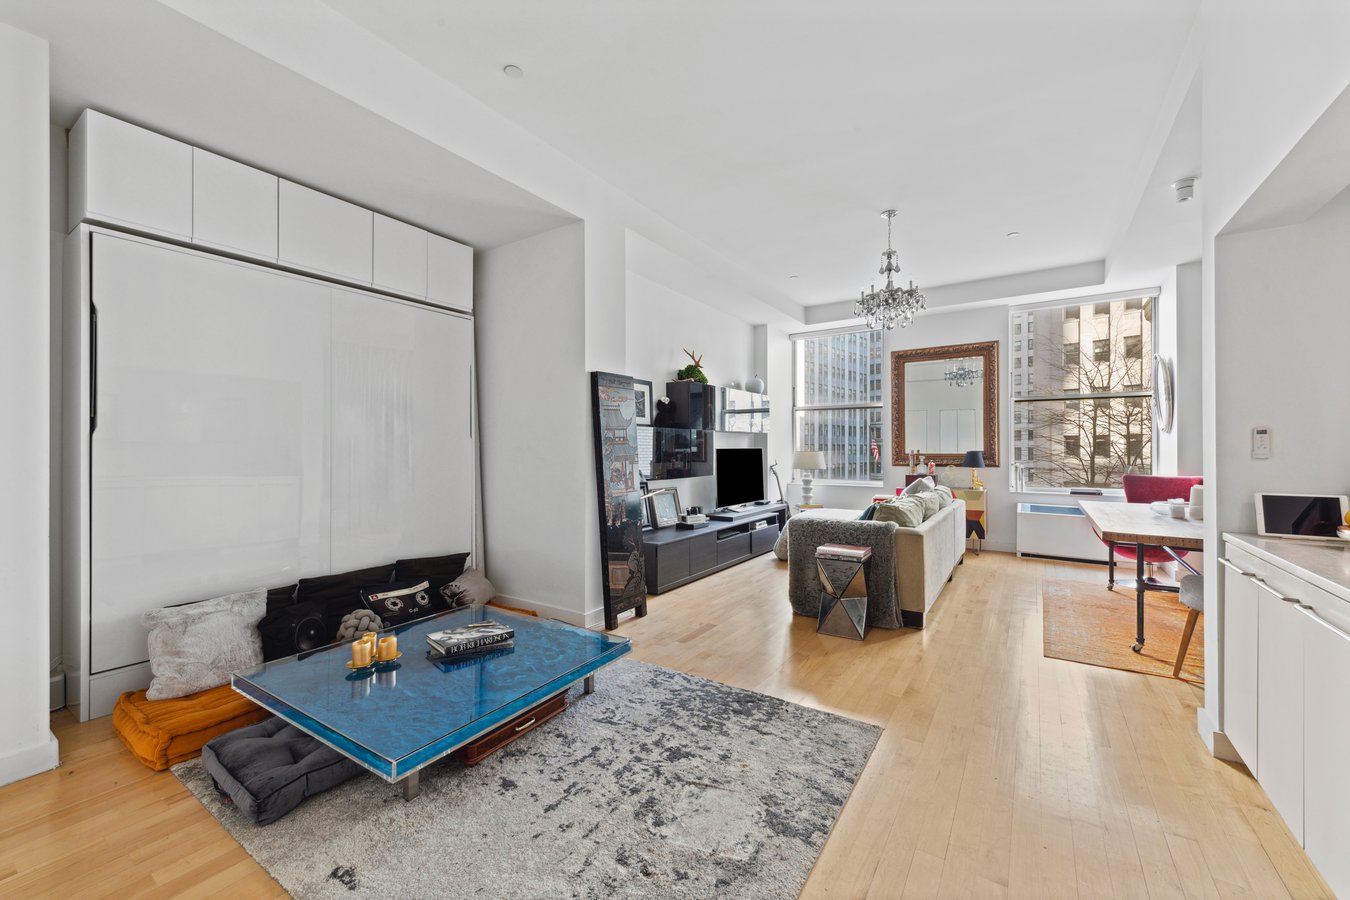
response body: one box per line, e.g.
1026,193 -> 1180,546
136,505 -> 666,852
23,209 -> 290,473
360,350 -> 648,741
1010,295 -> 1155,489
792,329 -> 883,482
1014,357 -> 1022,369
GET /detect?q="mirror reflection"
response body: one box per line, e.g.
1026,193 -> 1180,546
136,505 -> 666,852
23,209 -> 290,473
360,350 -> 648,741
902,357 -> 985,455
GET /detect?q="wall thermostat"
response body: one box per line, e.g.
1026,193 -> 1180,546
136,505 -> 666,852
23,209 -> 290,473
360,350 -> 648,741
1252,426 -> 1272,459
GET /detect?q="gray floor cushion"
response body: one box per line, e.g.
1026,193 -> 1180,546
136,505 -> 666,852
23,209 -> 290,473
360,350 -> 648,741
201,717 -> 366,825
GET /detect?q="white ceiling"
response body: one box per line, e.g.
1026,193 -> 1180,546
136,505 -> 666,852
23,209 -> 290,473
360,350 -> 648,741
322,0 -> 1201,305
0,0 -> 576,249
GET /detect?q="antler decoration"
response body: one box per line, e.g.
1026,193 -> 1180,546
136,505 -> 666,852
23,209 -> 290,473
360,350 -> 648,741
683,348 -> 703,368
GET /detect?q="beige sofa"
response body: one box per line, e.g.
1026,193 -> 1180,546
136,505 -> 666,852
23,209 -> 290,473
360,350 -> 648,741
784,499 -> 965,628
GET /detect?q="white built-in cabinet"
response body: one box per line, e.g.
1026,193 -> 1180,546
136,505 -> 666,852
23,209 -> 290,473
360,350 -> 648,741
1221,535 -> 1350,897
278,180 -> 373,285
67,109 -> 473,312
192,148 -> 278,260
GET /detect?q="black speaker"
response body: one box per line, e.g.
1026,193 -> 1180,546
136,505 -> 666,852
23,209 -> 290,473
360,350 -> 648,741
259,601 -> 330,661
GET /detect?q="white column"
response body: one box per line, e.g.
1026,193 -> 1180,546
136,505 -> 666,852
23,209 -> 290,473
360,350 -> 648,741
0,22 -> 59,786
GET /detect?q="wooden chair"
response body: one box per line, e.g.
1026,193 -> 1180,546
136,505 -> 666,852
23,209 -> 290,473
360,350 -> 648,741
1174,574 -> 1203,677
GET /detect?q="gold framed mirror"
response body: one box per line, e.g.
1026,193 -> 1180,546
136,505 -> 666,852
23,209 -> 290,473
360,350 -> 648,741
890,340 -> 1000,468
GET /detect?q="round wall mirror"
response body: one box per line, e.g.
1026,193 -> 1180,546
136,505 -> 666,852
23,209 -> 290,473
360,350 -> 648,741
1153,354 -> 1175,434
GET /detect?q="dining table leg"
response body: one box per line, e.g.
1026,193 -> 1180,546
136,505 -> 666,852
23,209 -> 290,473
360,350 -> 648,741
1132,547 -> 1146,653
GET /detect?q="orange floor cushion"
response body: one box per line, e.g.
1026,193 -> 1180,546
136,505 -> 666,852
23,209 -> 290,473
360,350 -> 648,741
113,684 -> 271,772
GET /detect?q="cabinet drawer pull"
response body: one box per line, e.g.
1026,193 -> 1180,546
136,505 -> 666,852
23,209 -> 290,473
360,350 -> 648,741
1218,557 -> 1254,577
1252,578 -> 1298,603
513,717 -> 537,732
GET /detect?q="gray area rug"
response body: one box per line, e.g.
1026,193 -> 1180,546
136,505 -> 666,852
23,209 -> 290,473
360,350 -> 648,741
174,659 -> 880,899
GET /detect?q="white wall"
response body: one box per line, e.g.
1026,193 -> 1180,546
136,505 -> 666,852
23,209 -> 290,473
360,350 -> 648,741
1200,0 -> 1350,751
475,222 -> 593,625
625,271 -> 762,511
0,22 -> 59,786
1174,260 -> 1203,475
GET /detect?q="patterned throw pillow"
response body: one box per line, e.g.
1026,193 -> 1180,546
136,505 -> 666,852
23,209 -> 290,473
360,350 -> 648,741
901,476 -> 935,497
360,579 -> 437,625
875,496 -> 925,527
439,567 -> 497,608
143,588 -> 267,700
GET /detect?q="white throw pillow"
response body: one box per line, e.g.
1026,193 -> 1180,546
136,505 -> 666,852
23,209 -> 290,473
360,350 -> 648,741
901,476 -> 935,497
876,496 -> 925,527
142,588 -> 267,700
933,484 -> 954,508
918,492 -> 941,519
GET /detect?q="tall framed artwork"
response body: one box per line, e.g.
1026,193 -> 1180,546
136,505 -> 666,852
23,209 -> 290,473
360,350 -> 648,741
590,372 -> 649,630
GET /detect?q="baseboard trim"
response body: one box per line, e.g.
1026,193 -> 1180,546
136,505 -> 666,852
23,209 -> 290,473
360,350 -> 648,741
490,594 -> 597,630
0,731 -> 59,788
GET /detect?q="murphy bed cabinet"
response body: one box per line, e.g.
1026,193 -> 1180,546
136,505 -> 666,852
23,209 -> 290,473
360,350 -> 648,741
1220,533 -> 1350,896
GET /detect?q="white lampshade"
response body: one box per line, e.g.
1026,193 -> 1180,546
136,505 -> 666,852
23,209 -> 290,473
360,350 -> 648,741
793,450 -> 827,471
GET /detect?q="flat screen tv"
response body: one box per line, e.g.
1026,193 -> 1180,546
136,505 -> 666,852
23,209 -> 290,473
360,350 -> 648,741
716,447 -> 766,507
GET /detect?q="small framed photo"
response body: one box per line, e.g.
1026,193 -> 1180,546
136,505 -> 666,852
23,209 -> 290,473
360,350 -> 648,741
633,379 -> 655,427
648,487 -> 681,528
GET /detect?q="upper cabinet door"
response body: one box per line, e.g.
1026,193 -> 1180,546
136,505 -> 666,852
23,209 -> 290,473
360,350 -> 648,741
427,232 -> 473,311
192,148 -> 278,261
373,214 -> 427,298
69,110 -> 192,240
278,180 -> 373,285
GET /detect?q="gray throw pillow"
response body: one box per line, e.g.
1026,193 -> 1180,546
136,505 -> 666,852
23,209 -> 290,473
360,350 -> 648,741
439,566 -> 496,608
919,491 -> 941,519
933,484 -> 954,508
875,496 -> 925,527
901,476 -> 935,497
142,588 -> 266,700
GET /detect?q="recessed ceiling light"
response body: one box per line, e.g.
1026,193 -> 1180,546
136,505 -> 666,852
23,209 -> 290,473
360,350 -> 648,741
502,64 -> 524,78
1006,231 -> 1021,238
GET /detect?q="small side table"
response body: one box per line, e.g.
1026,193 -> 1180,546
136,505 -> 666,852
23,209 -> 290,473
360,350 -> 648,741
952,488 -> 987,555
815,544 -> 871,641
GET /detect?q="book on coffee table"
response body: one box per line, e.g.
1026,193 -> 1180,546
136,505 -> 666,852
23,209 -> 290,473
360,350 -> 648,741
426,620 -> 514,658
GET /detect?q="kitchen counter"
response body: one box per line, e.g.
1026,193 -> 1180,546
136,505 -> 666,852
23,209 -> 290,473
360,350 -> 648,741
1224,532 -> 1350,605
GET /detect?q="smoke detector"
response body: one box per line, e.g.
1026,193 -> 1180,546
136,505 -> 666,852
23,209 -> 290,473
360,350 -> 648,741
1172,176 -> 1197,203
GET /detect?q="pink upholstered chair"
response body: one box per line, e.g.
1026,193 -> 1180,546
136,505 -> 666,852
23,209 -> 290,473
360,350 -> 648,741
1107,474 -> 1204,589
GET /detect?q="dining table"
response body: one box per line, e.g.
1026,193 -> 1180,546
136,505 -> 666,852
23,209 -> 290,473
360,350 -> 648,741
1079,500 -> 1205,653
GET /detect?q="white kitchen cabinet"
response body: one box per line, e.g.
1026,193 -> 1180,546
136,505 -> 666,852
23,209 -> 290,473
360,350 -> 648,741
68,110 -> 192,240
192,148 -> 278,261
1301,599 -> 1350,898
1255,577 -> 1304,844
373,214 -> 428,298
427,232 -> 473,311
278,180 -> 373,285
1220,557 -> 1260,773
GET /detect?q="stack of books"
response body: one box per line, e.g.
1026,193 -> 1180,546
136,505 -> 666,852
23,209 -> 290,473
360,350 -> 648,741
426,620 -> 514,659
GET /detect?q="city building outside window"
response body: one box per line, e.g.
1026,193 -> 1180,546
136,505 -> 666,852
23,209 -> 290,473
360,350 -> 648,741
792,328 -> 883,483
1010,294 -> 1155,489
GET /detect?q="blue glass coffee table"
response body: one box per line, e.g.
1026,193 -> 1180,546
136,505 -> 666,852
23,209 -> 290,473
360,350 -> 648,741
232,607 -> 630,799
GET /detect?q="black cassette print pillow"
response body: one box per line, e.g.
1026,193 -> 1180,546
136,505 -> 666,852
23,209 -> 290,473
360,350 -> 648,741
359,579 -> 436,625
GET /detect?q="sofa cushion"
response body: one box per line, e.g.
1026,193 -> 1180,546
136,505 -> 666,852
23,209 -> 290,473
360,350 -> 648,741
297,564 -> 395,619
200,717 -> 365,825
142,589 -> 267,700
360,578 -> 438,624
394,552 -> 470,605
918,492 -> 941,519
901,476 -> 935,496
440,566 -> 496,608
933,484 -> 954,508
876,497 -> 925,527
113,684 -> 271,771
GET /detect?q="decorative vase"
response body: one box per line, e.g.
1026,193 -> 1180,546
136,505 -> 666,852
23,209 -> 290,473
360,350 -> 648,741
746,374 -> 765,394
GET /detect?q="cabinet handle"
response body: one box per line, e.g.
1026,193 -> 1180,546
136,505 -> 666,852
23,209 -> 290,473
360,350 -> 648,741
513,717 -> 537,732
1300,605 -> 1350,642
1251,578 -> 1298,603
1217,557 -> 1253,577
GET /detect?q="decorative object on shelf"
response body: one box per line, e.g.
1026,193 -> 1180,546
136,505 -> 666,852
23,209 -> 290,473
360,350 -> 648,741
1152,354 -> 1175,434
647,487 -> 681,528
589,371 -> 648,630
746,373 -> 765,394
855,209 -> 927,330
891,340 -> 1000,468
961,450 -> 986,489
945,360 -> 982,388
794,450 -> 827,506
632,379 -> 655,426
676,348 -> 708,383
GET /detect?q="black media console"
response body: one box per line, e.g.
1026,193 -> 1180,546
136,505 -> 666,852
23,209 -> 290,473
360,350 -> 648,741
642,502 -> 788,594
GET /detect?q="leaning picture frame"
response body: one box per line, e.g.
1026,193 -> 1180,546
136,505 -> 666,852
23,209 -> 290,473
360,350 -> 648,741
633,379 -> 655,426
648,487 -> 681,528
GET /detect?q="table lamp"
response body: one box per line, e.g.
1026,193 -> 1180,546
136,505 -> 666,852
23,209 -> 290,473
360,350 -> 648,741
961,450 -> 986,489
794,450 -> 827,506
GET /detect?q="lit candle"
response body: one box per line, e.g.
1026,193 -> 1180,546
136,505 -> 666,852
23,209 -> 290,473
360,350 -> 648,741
378,636 -> 397,661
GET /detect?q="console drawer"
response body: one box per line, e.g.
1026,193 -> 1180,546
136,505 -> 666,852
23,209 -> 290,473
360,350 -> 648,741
717,532 -> 751,565
751,522 -> 780,555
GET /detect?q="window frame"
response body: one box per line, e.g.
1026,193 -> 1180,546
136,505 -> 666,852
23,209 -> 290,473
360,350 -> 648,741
791,326 -> 884,485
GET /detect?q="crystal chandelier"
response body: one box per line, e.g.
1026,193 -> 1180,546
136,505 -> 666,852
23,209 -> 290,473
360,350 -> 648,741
944,362 -> 981,388
855,209 -> 926,330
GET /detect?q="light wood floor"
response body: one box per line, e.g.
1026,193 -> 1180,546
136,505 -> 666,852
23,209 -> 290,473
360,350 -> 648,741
0,552 -> 1330,898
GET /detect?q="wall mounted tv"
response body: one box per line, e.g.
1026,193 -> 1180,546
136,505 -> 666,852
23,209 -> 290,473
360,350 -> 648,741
716,447 -> 766,507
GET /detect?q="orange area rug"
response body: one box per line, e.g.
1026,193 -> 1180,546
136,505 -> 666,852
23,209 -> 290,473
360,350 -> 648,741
1042,578 -> 1203,683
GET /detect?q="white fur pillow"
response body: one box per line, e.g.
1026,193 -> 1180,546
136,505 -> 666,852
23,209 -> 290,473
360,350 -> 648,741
142,588 -> 267,700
